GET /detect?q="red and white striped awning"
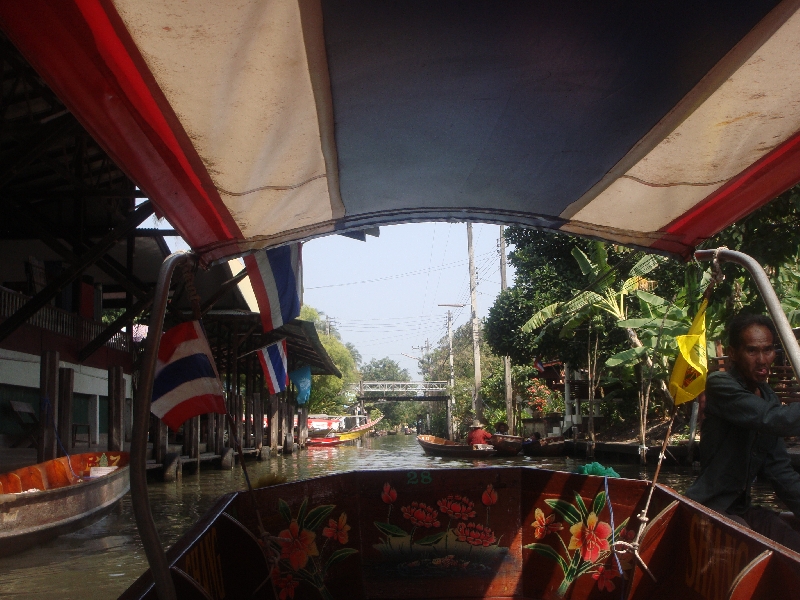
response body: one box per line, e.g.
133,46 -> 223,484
2,0 -> 800,262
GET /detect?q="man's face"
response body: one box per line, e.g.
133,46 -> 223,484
728,324 -> 776,389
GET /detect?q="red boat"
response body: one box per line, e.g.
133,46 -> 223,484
305,436 -> 343,447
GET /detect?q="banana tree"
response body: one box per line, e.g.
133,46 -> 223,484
521,242 -> 669,462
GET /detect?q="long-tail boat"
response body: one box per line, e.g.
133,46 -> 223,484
523,436 -> 566,458
337,416 -> 384,442
417,435 -> 499,458
0,451 -> 130,557
118,465 -> 800,599
4,2 -> 800,598
489,434 -> 525,456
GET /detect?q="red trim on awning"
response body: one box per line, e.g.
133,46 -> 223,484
653,129 -> 800,258
0,0 -> 242,256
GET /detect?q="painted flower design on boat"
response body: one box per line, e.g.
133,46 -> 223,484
593,565 -> 619,592
382,482 -> 397,504
270,498 -> 358,600
568,511 -> 611,562
531,508 -> 563,539
481,484 -> 498,506
278,520 -> 319,569
437,495 -> 476,520
272,568 -> 300,600
401,501 -> 441,528
322,512 -> 351,545
523,490 -> 629,597
455,522 -> 496,547
373,479 -> 508,578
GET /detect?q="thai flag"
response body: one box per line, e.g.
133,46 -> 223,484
151,321 -> 226,431
258,340 -> 289,394
244,243 -> 302,332
534,359 -> 545,373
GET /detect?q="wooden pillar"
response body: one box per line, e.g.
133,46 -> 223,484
57,367 -> 74,456
88,394 -> 100,445
253,392 -> 263,451
244,395 -> 253,448
215,404 -> 225,455
234,394 -> 243,450
188,416 -> 200,472
108,365 -> 125,451
38,350 -> 59,463
283,396 -> 293,454
269,393 -> 279,452
298,404 -> 308,448
206,413 -> 215,454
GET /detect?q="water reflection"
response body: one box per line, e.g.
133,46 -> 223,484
0,434 -> 781,598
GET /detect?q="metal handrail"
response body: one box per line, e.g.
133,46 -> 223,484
694,248 -> 800,378
129,251 -> 194,600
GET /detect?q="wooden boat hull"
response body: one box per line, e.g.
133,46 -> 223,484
120,466 -> 800,600
306,437 -> 343,447
522,436 -> 565,457
417,435 -> 497,458
0,451 -> 130,557
489,434 -> 524,456
337,416 -> 384,442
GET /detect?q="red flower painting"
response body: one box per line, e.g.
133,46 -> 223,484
272,568 -> 299,600
531,508 -> 563,539
568,512 -> 612,563
592,565 -> 618,592
481,484 -> 498,506
455,522 -> 496,547
437,494 -> 477,520
322,512 -> 351,544
381,482 -> 397,504
277,520 -> 320,570
401,501 -> 441,528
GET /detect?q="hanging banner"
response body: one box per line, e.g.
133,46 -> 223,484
289,365 -> 312,405
258,339 -> 289,394
151,321 -> 226,430
668,299 -> 708,405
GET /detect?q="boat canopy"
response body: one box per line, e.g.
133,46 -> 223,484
2,0 -> 800,262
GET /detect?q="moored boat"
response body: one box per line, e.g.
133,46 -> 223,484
522,436 -> 566,457
305,436 -> 343,447
417,434 -> 497,458
489,433 -> 524,456
119,466 -> 800,599
0,451 -> 130,557
337,416 -> 384,442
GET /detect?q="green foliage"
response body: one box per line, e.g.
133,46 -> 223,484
361,358 -> 410,382
301,305 -> 360,415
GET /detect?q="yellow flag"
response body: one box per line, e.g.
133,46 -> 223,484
668,299 -> 708,406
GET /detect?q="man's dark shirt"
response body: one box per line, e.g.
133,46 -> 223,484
686,366 -> 800,517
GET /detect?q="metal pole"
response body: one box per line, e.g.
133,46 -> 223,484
695,248 -> 800,377
467,223 -> 482,419
130,251 -> 193,600
447,310 -> 455,440
500,226 -> 514,434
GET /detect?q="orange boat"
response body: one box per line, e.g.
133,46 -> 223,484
0,451 -> 130,557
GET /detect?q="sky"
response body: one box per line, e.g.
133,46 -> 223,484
159,219 -> 514,379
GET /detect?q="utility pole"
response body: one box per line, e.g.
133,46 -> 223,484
467,223 -> 482,420
439,303 -> 464,440
499,226 -> 514,434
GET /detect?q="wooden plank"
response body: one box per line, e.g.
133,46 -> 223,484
0,201 -> 153,343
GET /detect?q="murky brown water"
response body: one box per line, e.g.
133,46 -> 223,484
0,435 -> 782,599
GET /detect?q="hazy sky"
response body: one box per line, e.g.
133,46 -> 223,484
159,217 -> 515,379
302,222 -> 514,378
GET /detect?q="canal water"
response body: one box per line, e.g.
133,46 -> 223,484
0,434 -> 782,599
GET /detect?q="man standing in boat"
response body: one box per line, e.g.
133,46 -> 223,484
466,419 -> 493,446
686,312 -> 800,552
